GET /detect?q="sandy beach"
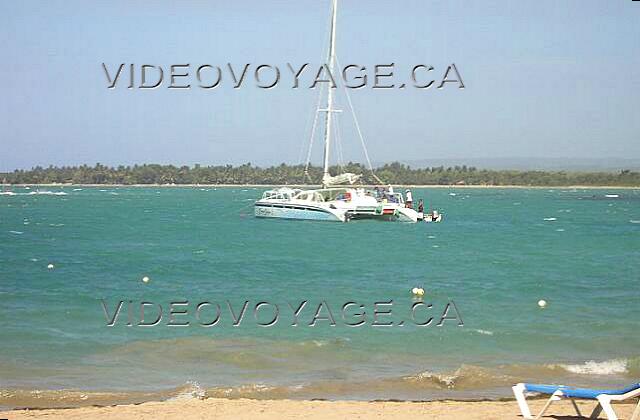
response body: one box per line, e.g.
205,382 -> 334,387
3,398 -> 639,420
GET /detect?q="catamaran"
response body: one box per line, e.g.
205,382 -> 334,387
254,0 -> 419,223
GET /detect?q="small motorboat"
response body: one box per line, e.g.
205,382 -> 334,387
420,209 -> 443,223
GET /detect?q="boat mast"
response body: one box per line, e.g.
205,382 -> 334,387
321,0 -> 338,188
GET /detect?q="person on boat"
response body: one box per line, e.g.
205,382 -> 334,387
405,189 -> 413,209
418,199 -> 424,213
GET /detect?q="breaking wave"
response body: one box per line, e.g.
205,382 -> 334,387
551,358 -> 636,376
28,191 -> 67,195
2,357 -> 638,410
168,381 -> 207,401
2,336 -> 637,410
0,190 -> 67,196
471,329 -> 494,336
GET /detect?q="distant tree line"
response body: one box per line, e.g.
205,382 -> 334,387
2,162 -> 639,186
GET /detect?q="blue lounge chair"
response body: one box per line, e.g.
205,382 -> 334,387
513,382 -> 640,419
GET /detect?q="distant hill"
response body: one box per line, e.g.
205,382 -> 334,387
387,157 -> 640,172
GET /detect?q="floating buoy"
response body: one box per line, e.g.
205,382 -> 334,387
538,299 -> 547,308
142,276 -> 150,283
412,287 -> 425,296
47,263 -> 54,270
411,287 -> 419,294
416,288 -> 425,296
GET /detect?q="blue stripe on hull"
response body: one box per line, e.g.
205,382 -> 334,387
254,205 -> 343,222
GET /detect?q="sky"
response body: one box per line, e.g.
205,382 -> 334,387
1,0 -> 639,171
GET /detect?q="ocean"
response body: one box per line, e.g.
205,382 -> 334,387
1,186 -> 639,409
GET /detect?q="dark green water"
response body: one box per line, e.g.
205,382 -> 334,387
1,186 -> 639,407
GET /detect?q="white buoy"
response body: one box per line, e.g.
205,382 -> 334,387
416,288 -> 425,296
538,299 -> 547,308
411,287 -> 419,295
47,263 -> 54,270
142,276 -> 150,283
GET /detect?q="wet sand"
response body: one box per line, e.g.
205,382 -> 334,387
2,398 -> 639,420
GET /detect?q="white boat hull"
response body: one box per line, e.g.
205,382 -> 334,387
348,205 -> 419,222
254,188 -> 422,223
395,207 -> 420,222
254,202 -> 347,222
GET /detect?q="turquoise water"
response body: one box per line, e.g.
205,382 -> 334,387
1,187 -> 639,408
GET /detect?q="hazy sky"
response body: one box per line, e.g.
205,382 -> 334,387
1,0 -> 639,171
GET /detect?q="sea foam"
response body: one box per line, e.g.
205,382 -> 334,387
557,359 -> 628,375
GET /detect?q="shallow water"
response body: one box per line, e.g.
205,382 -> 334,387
1,187 -> 639,408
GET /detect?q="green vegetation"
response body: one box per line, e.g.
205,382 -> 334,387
2,162 -> 640,186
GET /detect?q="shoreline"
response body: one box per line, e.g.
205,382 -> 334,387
2,183 -> 639,189
2,397 -> 638,419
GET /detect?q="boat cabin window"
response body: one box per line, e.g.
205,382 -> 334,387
262,190 -> 294,200
319,189 -> 350,201
294,191 -> 324,202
